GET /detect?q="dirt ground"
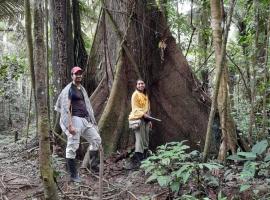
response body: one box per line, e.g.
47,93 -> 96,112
0,132 -> 167,200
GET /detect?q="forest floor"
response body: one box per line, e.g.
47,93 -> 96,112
0,129 -> 167,200
2,129 -> 270,200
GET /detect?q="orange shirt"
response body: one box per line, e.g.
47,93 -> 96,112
129,90 -> 150,120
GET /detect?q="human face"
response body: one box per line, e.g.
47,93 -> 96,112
72,71 -> 83,83
136,80 -> 145,92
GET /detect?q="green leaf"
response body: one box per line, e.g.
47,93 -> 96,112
240,184 -> 251,192
182,168 -> 193,184
252,140 -> 268,155
203,163 -> 223,170
157,175 -> 171,187
170,181 -> 180,192
146,174 -> 158,183
175,164 -> 192,178
237,152 -> 256,160
144,165 -> 156,174
227,154 -> 247,161
161,158 -> 170,165
240,161 -> 256,179
264,154 -> 270,162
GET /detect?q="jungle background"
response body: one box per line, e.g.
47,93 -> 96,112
1,0 -> 270,199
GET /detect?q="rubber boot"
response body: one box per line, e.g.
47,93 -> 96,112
67,159 -> 81,183
143,149 -> 150,160
124,152 -> 143,170
89,150 -> 100,173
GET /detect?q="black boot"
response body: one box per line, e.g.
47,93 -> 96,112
143,149 -> 150,160
89,151 -> 100,173
135,152 -> 144,162
67,159 -> 81,183
124,152 -> 143,170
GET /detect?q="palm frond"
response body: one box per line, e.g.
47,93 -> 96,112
0,0 -> 24,20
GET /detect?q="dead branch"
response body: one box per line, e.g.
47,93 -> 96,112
99,146 -> 104,200
151,190 -> 169,200
6,171 -> 30,180
3,195 -> 9,200
79,185 -> 94,190
0,175 -> 6,190
102,189 -> 127,200
65,194 -> 97,200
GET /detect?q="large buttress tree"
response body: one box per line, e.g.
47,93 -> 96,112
86,0 -> 211,154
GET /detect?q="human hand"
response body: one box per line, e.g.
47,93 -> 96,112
94,124 -> 99,132
149,121 -> 152,129
143,113 -> 150,118
68,124 -> 76,135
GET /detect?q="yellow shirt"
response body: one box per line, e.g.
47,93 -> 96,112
129,90 -> 150,120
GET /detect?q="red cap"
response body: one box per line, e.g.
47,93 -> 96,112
71,66 -> 82,74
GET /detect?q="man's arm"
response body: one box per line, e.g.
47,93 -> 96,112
67,98 -> 76,135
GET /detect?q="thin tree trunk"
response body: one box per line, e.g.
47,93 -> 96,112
259,7 -> 270,139
198,0 -> 210,93
25,88 -> 32,147
24,0 -> 38,136
45,0 -> 51,128
249,0 -> 259,141
203,0 -> 236,161
176,1 -> 180,45
33,1 -> 58,199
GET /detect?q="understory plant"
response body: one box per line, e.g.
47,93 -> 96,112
140,141 -> 223,198
227,140 -> 270,193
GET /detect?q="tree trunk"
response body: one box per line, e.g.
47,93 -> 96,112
33,1 -> 59,199
45,0 -> 51,128
259,7 -> 270,139
50,0 -> 74,133
88,0 -> 211,154
24,0 -> 38,135
203,0 -> 237,161
72,0 -> 88,69
50,0 -> 74,100
198,0 -> 210,94
25,88 -> 32,147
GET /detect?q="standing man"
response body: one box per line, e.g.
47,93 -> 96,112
126,79 -> 152,169
55,66 -> 101,182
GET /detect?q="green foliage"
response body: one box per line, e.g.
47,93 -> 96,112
0,55 -> 26,97
141,141 -> 223,197
228,140 -> 268,161
227,140 -> 270,192
0,55 -> 25,79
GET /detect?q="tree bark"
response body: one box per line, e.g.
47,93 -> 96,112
24,0 -> 38,135
203,0 -> 237,161
45,0 -> 51,128
50,0 -> 74,98
248,0 -> 259,142
33,1 -> 59,199
72,0 -> 88,69
259,7 -> 270,139
198,0 -> 210,94
50,0 -> 74,134
88,0 -> 211,154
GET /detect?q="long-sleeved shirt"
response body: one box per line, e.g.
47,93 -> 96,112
54,82 -> 96,134
128,90 -> 150,120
